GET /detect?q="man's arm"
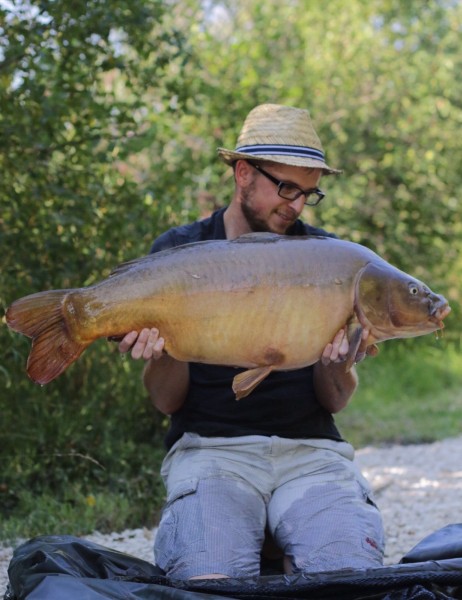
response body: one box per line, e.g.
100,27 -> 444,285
119,328 -> 189,415
313,327 -> 368,413
313,361 -> 358,413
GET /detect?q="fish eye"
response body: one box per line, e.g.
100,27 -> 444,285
408,283 -> 419,295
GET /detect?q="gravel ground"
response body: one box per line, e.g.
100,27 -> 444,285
2,435 -> 462,595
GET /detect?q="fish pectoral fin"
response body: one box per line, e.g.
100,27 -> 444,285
232,366 -> 275,400
345,323 -> 364,372
344,326 -> 380,371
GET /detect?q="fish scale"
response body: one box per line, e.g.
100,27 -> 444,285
5,233 -> 450,399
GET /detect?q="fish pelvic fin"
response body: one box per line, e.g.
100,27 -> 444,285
6,290 -> 87,384
232,366 -> 275,400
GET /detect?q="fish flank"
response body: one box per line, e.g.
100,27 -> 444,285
5,234 -> 451,393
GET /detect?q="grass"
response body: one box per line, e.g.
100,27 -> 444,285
336,338 -> 462,447
0,445 -> 167,545
1,490 -> 134,543
2,339 -> 461,544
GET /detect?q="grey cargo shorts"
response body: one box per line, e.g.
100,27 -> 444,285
154,433 -> 384,579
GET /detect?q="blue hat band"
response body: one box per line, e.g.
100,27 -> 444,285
235,144 -> 325,162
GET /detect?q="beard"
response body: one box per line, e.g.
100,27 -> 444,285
240,180 -> 296,234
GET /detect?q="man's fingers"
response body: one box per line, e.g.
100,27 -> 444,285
117,328 -> 165,360
321,327 -> 372,367
330,328 -> 346,362
141,329 -> 165,360
354,328 -> 371,364
128,328 -> 148,360
357,328 -> 370,353
321,329 -> 346,365
337,331 -> 349,358
124,328 -> 165,361
321,343 -> 333,366
118,331 -> 139,353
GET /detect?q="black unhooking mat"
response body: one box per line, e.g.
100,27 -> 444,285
4,524 -> 462,600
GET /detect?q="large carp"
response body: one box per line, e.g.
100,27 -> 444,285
6,233 -> 450,399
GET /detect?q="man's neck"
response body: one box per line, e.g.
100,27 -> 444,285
223,203 -> 253,240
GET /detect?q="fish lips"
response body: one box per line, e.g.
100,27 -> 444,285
429,300 -> 451,329
388,290 -> 451,333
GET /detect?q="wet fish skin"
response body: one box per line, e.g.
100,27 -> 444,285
5,234 -> 451,398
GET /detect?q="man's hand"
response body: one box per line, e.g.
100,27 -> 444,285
320,327 -> 370,367
314,327 -> 370,413
117,328 -> 188,414
118,328 -> 165,361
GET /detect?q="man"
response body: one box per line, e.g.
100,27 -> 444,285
119,104 -> 384,579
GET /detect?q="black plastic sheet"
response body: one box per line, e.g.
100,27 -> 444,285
5,524 -> 462,600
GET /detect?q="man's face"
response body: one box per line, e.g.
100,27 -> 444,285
240,162 -> 322,234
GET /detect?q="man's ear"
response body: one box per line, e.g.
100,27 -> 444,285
234,160 -> 253,186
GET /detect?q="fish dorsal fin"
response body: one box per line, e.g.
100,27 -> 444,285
232,366 -> 274,400
232,232 -> 283,244
107,254 -> 154,278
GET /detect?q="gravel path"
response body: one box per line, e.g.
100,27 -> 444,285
2,436 -> 462,595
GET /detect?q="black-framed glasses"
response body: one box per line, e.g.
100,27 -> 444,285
249,162 -> 325,206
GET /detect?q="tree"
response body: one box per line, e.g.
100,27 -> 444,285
2,0 -> 460,535
170,0 -> 462,294
0,0 -> 194,527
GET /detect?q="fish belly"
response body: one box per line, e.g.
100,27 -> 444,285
158,285 -> 354,369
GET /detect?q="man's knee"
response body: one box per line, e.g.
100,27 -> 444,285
154,477 -> 266,578
270,479 -> 384,572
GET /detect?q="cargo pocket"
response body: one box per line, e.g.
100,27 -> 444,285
358,483 -> 385,561
154,478 -> 201,574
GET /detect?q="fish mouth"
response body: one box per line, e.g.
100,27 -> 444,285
429,303 -> 451,329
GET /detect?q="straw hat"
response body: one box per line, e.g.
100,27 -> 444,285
217,103 -> 341,175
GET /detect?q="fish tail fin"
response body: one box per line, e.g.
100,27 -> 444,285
6,290 -> 88,384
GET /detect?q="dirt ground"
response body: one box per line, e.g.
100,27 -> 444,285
2,435 -> 462,595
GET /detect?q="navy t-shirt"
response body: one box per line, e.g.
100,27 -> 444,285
150,208 -> 343,449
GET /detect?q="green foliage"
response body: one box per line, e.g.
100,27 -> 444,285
136,0 -> 462,315
0,0 -> 191,535
0,0 -> 191,288
194,0 -> 462,287
1,0 -> 461,539
337,340 -> 462,447
1,341 -> 168,535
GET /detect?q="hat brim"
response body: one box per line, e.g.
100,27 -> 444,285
217,148 -> 342,175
